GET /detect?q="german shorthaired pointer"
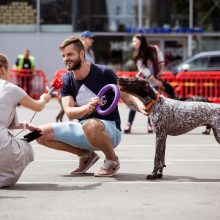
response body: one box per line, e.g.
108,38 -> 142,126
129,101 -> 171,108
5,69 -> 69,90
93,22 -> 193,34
118,77 -> 220,179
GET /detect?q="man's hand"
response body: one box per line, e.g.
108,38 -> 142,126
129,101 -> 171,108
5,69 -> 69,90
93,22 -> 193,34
132,96 -> 148,116
86,97 -> 102,114
120,91 -> 148,116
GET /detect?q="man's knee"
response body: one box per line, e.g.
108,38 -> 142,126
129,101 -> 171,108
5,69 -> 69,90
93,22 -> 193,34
37,125 -> 55,144
82,119 -> 104,138
36,137 -> 45,145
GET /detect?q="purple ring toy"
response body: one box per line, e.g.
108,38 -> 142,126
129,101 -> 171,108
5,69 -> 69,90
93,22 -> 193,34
96,84 -> 120,116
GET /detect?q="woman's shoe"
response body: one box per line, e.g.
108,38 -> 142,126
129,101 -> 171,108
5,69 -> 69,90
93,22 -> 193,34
124,124 -> 132,133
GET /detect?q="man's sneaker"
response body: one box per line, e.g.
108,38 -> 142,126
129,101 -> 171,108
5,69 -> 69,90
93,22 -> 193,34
70,151 -> 100,175
94,158 -> 120,177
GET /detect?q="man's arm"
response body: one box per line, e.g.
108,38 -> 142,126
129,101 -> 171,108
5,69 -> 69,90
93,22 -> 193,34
62,95 -> 101,120
120,91 -> 147,115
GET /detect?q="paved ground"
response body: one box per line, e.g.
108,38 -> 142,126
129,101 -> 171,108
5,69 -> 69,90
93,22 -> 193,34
1,99 -> 220,220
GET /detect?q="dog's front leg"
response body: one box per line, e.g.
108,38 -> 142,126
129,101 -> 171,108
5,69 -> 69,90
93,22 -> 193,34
56,99 -> 65,122
147,132 -> 167,180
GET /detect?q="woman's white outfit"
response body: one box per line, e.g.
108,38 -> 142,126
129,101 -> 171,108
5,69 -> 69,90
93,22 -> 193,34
0,80 -> 33,188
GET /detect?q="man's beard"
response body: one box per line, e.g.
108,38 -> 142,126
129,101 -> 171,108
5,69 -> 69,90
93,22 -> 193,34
66,58 -> 82,71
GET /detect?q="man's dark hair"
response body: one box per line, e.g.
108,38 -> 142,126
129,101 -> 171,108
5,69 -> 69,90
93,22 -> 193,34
59,36 -> 85,53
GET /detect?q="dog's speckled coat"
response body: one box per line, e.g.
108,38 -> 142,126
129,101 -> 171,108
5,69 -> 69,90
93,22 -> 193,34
118,77 -> 220,179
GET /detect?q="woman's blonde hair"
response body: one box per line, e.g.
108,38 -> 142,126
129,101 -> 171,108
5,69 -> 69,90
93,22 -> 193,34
0,53 -> 9,70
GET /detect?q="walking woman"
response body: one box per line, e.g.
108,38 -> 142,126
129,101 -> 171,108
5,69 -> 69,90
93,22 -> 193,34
0,53 -> 51,187
124,34 -> 165,133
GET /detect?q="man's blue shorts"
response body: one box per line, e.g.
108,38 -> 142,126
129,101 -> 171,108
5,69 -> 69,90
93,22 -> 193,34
52,119 -> 122,151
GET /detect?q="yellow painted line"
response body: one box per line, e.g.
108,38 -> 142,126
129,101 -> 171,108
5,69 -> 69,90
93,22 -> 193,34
176,82 -> 215,87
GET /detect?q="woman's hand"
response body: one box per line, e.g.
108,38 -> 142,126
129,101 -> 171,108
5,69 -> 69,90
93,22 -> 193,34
26,122 -> 42,133
40,93 -> 51,104
157,71 -> 163,79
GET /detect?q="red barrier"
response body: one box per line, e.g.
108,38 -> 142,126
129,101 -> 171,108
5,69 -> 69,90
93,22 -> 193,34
8,69 -> 48,99
53,69 -> 68,79
116,71 -> 137,78
176,72 -> 220,102
160,71 -> 177,87
116,70 -> 220,103
54,70 -> 136,79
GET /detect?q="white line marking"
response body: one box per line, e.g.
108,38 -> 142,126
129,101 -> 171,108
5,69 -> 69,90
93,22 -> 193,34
32,144 -> 220,148
17,181 -> 220,185
34,159 -> 220,162
120,144 -> 220,148
34,159 -> 155,162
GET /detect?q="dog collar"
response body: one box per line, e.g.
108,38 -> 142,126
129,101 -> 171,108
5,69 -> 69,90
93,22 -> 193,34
145,93 -> 160,112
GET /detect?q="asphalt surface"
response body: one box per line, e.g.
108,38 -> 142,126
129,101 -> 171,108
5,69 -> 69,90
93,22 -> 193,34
1,99 -> 220,220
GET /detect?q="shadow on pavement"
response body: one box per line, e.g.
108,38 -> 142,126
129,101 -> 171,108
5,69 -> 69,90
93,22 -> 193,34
0,196 -> 25,199
163,175 -> 220,182
115,173 -> 220,182
115,173 -> 148,181
4,182 -> 102,191
62,173 -> 94,177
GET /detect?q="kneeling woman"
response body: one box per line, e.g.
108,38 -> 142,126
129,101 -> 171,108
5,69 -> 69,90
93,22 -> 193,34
0,53 -> 51,188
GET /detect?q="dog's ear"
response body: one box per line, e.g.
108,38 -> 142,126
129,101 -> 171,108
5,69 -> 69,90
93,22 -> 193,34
141,79 -> 158,100
143,80 -> 152,92
135,77 -> 150,91
147,83 -> 158,100
136,76 -> 148,83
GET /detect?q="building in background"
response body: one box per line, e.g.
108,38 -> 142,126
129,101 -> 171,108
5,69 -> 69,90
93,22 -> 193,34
0,0 -> 219,80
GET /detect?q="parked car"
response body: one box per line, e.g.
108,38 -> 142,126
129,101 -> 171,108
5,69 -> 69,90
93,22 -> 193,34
162,51 -> 220,102
170,51 -> 220,75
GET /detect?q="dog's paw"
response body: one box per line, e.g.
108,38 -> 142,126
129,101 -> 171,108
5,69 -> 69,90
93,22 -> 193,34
146,173 -> 163,180
202,130 -> 211,135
